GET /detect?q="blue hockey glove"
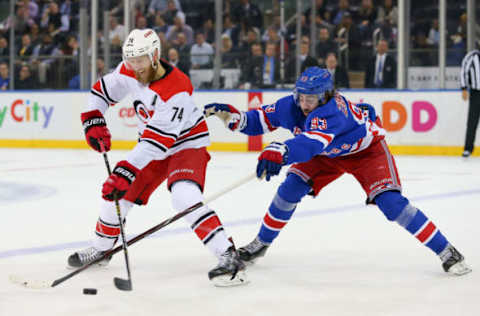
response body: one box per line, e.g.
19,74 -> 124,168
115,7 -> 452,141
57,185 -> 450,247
204,103 -> 246,131
256,142 -> 289,181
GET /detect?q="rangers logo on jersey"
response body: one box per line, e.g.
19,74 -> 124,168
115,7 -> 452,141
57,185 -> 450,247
335,94 -> 348,117
310,117 -> 327,130
264,104 -> 276,113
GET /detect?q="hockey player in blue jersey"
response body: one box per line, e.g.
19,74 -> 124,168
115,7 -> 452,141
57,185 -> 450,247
204,67 -> 471,276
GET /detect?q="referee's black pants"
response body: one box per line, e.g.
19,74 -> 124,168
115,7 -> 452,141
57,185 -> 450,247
464,89 -> 480,153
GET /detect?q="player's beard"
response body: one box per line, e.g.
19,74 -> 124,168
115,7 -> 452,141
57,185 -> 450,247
134,66 -> 156,85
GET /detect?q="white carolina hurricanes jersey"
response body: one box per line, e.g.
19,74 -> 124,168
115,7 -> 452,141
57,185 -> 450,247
86,59 -> 209,169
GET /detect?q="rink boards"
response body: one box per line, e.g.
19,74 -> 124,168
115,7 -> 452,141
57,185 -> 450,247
0,89 -> 473,156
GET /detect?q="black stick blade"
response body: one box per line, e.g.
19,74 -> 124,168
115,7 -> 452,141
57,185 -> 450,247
113,277 -> 132,291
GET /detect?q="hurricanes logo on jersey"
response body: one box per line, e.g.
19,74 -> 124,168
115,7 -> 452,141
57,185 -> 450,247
133,100 -> 153,124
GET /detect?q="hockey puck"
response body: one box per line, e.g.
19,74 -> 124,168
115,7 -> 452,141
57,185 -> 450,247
83,288 -> 97,295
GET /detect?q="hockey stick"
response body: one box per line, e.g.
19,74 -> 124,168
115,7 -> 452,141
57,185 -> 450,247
101,145 -> 133,291
9,171 -> 257,289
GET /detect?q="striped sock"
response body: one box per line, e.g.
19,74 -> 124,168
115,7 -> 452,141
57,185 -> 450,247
405,209 -> 448,254
258,193 -> 298,244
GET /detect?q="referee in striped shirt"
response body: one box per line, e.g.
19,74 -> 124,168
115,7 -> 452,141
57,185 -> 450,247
460,48 -> 480,157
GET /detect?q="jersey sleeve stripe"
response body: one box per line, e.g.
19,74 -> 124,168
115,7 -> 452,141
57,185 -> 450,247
171,132 -> 209,148
100,77 -> 118,104
139,138 -> 168,152
258,109 -> 276,133
177,119 -> 208,141
304,131 -> 334,147
180,116 -> 204,136
145,124 -> 178,139
140,129 -> 176,148
90,89 -> 110,107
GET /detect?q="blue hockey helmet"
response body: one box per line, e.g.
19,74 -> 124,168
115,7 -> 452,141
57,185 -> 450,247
294,67 -> 334,104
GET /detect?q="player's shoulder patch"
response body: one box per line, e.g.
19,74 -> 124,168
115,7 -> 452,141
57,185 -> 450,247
119,62 -> 136,79
149,65 -> 193,101
264,103 -> 276,113
333,93 -> 348,117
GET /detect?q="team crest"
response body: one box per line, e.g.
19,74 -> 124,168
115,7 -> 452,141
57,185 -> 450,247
310,117 -> 327,130
264,104 -> 276,113
335,94 -> 348,117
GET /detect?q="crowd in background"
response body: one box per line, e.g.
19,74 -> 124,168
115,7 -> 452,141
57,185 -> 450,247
0,0 -> 474,90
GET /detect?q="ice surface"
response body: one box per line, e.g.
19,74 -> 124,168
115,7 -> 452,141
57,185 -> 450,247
0,148 -> 478,316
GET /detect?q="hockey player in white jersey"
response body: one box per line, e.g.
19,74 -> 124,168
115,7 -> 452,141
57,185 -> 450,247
68,29 -> 247,287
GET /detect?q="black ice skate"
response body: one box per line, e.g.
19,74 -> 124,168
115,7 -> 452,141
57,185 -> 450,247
208,246 -> 248,287
439,244 -> 472,276
238,236 -> 269,263
67,246 -> 111,268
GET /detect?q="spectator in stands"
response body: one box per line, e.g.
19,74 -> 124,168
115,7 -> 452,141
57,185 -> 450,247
332,0 -> 351,25
32,33 -> 60,85
335,11 -> 363,70
157,31 -> 170,58
148,0 -> 182,16
14,5 -> 34,35
190,32 -> 214,69
222,14 -> 235,39
376,0 -> 398,26
286,14 -> 309,43
167,47 -> 190,75
29,22 -> 41,47
238,41 -> 264,89
364,39 -> 396,88
17,34 -> 34,62
412,32 -> 436,66
59,35 -> 79,87
263,25 -> 289,57
220,34 -> 238,68
23,0 -> 39,21
16,64 -> 38,90
40,1 -> 70,36
153,13 -> 169,33
0,62 -> 9,90
356,0 -> 377,27
68,58 -> 107,89
166,13 -> 194,45
0,36 -> 8,63
161,0 -> 181,26
201,18 -> 215,45
286,36 -> 319,83
110,34 -> 123,65
234,24 -> 260,58
427,18 -> 439,46
305,0 -> 332,25
172,32 -> 191,66
325,52 -> 349,89
316,27 -> 337,66
109,16 -> 126,44
231,0 -> 263,30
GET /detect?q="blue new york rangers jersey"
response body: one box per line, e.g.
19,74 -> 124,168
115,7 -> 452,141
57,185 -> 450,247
241,93 -> 385,164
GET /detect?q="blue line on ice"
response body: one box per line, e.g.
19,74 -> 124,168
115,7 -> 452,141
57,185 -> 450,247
1,188 -> 478,259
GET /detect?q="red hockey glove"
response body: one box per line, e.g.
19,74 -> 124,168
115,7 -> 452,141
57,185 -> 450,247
203,103 -> 246,131
102,160 -> 140,201
81,110 -> 111,152
256,142 -> 288,181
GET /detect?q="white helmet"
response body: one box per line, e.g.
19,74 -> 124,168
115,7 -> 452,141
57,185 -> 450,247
122,28 -> 161,68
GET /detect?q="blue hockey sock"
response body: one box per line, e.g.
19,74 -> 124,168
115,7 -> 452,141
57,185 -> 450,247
375,191 -> 448,254
258,173 -> 311,244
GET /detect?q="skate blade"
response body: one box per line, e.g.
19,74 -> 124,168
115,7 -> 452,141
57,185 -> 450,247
447,261 -> 472,276
66,260 -> 110,270
211,270 -> 249,287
